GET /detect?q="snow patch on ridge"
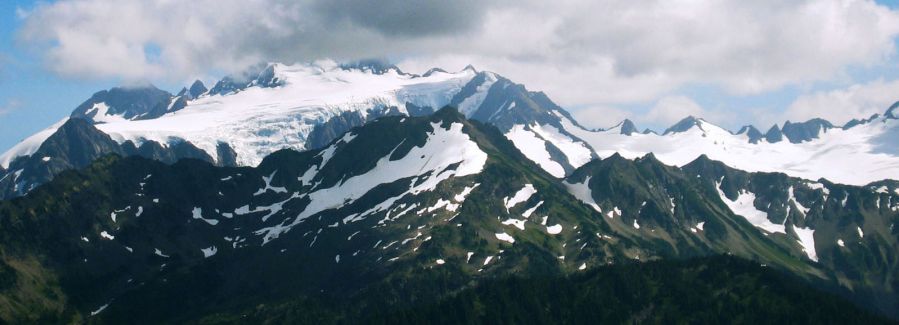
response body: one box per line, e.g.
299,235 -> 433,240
546,224 -> 563,235
505,125 -> 566,177
253,171 -> 288,196
521,201 -> 543,218
201,246 -> 218,258
504,184 -> 537,211
192,207 -> 219,225
86,102 -> 130,124
564,176 -> 602,213
90,302 -> 111,316
787,187 -> 810,217
255,122 -> 487,244
502,218 -> 526,230
793,226 -> 818,262
454,184 -> 479,202
529,123 -> 593,169
716,181 -> 785,234
495,232 -> 515,244
457,72 -> 498,116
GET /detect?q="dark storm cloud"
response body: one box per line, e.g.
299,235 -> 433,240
313,0 -> 487,37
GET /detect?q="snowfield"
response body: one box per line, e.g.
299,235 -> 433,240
98,63 -> 474,167
564,176 -> 602,213
2,61 -> 476,168
3,60 -> 899,187
559,115 -> 899,186
715,181 -> 785,234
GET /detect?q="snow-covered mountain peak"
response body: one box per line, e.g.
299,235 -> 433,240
886,101 -> 899,119
87,63 -> 478,166
0,61 -> 488,170
597,119 -> 639,135
5,59 -> 899,193
663,116 -> 706,135
422,67 -> 448,77
451,71 -> 498,117
69,85 -> 174,123
187,80 -> 208,98
736,125 -> 763,139
659,116 -> 734,140
779,118 -> 834,143
4,60 -> 567,179
560,108 -> 899,185
619,119 -> 639,135
207,62 -> 286,95
338,59 -> 407,75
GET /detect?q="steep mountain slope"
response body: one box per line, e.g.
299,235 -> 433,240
683,156 -> 899,314
565,153 -> 899,316
0,109 -> 895,322
0,109 -> 616,322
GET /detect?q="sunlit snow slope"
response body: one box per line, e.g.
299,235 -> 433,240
3,59 -> 899,187
0,61 -> 485,168
555,114 -> 899,185
98,62 -> 474,166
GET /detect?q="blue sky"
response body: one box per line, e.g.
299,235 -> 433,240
0,1 -> 120,151
3,0 -> 899,152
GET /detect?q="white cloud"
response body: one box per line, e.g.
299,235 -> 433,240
645,96 -> 707,125
16,0 -> 488,81
744,107 -> 787,132
15,0 -> 899,120
0,100 -> 22,117
645,95 -> 736,129
399,54 -> 678,106
570,96 -> 733,132
571,105 -> 633,130
784,79 -> 899,125
18,0 -> 299,80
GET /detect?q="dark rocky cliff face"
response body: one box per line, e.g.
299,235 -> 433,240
70,86 -> 174,122
781,119 -> 834,143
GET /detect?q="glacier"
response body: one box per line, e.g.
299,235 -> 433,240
3,60 -> 899,187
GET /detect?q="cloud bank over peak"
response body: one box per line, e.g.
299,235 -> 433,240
14,0 -> 899,129
785,78 -> 899,126
17,0 -> 488,81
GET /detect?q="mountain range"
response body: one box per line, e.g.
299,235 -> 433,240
0,61 -> 897,322
4,60 -> 899,200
